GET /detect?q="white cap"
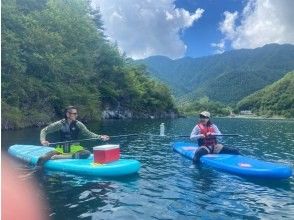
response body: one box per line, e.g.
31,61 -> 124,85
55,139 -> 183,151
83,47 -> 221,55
93,144 -> 119,150
200,111 -> 211,118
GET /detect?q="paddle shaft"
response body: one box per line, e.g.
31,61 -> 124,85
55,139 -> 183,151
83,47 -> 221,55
176,134 -> 240,137
48,133 -> 140,146
48,133 -> 240,145
144,134 -> 240,138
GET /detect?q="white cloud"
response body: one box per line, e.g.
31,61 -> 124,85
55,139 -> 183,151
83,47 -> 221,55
211,40 -> 225,54
92,0 -> 204,59
213,0 -> 294,52
219,11 -> 238,40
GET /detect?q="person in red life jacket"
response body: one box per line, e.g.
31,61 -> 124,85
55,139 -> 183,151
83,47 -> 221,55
190,111 -> 240,163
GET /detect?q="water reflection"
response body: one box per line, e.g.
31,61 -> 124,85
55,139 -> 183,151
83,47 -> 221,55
2,117 -> 294,219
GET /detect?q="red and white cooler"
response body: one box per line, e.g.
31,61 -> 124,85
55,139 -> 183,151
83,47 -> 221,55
93,144 -> 120,163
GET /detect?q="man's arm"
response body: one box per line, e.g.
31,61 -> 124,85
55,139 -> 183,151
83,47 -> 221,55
77,121 -> 110,141
40,120 -> 63,145
77,121 -> 101,139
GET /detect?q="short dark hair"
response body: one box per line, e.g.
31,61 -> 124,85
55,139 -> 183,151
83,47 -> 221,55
65,106 -> 77,112
64,106 -> 78,118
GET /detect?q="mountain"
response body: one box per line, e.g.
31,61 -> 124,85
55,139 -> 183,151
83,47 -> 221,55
136,44 -> 294,104
236,71 -> 294,118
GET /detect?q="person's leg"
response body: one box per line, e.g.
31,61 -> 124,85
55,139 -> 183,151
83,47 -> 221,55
72,150 -> 91,159
36,151 -> 61,168
193,146 -> 210,164
219,146 -> 240,155
212,144 -> 224,154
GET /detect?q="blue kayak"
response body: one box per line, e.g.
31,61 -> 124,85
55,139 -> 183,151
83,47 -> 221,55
172,141 -> 292,179
8,145 -> 141,177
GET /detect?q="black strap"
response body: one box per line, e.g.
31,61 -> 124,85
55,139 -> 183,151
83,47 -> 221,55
207,145 -> 215,153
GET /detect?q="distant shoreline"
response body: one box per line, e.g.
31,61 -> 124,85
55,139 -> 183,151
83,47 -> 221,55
180,112 -> 293,120
217,115 -> 294,121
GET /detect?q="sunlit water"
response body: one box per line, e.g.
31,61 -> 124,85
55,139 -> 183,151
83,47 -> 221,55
2,117 -> 294,219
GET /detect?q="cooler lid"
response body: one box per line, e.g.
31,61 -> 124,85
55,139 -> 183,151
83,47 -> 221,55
93,144 -> 120,150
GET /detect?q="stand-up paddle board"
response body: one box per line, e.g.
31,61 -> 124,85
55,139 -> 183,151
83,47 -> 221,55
173,141 -> 292,179
8,145 -> 140,177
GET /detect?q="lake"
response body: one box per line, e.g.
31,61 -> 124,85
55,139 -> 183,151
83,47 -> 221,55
2,117 -> 294,219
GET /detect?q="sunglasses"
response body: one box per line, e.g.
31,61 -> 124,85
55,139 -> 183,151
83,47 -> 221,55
68,112 -> 78,115
199,115 -> 209,119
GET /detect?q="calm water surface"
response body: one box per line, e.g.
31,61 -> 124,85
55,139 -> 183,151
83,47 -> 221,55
2,117 -> 294,219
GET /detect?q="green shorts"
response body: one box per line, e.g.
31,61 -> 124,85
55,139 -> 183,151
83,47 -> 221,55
54,145 -> 85,155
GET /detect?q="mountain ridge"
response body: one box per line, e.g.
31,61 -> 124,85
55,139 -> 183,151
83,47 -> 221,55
136,43 -> 294,104
236,71 -> 294,118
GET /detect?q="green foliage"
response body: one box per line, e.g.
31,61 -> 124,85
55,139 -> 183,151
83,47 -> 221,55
137,44 -> 294,104
2,101 -> 26,129
1,0 -> 176,129
236,71 -> 294,118
179,97 -> 230,117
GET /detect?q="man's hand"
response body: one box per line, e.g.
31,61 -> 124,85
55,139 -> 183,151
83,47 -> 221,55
100,135 -> 110,141
41,140 -> 50,146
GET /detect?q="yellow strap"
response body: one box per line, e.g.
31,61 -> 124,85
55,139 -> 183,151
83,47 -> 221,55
90,162 -> 104,167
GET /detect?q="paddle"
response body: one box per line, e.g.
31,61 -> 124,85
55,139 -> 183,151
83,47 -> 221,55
144,134 -> 241,138
48,133 -> 140,146
48,133 -> 240,145
175,134 -> 241,138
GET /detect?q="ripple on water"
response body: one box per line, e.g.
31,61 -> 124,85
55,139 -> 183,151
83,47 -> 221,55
3,118 -> 294,219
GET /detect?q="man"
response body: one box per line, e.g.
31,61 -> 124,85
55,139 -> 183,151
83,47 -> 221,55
190,111 -> 239,163
37,106 -> 109,167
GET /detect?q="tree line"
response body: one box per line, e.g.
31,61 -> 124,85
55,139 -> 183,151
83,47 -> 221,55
1,0 -> 176,129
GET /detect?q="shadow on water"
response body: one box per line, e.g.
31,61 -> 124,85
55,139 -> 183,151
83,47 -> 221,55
239,176 -> 293,190
33,170 -> 141,220
194,163 -> 293,191
43,170 -> 141,183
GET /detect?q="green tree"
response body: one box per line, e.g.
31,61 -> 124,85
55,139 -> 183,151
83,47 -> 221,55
1,0 -> 177,129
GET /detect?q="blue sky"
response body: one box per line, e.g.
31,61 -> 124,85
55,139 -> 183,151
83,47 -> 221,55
175,0 -> 244,57
93,0 -> 293,59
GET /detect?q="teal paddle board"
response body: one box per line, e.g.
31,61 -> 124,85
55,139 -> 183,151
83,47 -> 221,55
8,145 -> 141,177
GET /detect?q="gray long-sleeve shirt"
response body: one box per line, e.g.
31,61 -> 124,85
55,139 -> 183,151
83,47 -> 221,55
40,119 -> 101,142
190,124 -> 222,142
